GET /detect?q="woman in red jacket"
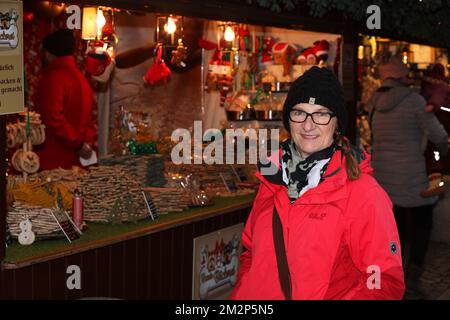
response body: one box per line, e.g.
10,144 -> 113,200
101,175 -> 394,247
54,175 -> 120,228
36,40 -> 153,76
35,29 -> 97,170
230,66 -> 405,300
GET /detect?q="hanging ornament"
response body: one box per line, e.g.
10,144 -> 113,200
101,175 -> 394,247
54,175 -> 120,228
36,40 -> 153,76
143,45 -> 171,85
85,42 -> 112,77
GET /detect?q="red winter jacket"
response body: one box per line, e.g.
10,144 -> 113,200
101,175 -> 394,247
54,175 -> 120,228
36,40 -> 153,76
35,56 -> 97,170
230,149 -> 405,300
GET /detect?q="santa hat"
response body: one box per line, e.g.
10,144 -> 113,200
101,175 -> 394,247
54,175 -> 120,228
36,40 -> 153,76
272,42 -> 293,55
272,42 -> 296,65
312,40 -> 330,61
143,45 -> 171,85
297,47 -> 316,65
92,59 -> 115,83
85,51 -> 112,77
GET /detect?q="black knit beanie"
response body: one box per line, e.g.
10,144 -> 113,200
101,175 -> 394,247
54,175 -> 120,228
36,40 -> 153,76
283,66 -> 347,134
43,29 -> 75,57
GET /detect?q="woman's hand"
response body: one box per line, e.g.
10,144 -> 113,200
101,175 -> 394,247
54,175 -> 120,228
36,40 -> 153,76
78,142 -> 93,159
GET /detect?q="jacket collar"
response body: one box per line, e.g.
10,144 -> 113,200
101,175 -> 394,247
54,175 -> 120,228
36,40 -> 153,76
256,148 -> 372,205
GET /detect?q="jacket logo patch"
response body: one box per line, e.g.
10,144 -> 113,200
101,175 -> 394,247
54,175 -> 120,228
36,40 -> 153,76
390,241 -> 398,255
308,212 -> 327,220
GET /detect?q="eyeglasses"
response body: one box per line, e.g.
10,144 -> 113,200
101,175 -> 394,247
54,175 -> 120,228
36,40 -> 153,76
289,109 -> 335,125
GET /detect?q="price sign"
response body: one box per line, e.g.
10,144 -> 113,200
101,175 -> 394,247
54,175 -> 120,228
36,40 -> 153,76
51,210 -> 81,242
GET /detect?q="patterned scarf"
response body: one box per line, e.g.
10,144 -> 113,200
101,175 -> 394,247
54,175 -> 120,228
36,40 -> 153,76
280,139 -> 335,203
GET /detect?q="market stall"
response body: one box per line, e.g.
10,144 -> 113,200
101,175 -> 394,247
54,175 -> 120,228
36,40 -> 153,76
356,35 -> 449,157
0,0 -> 359,299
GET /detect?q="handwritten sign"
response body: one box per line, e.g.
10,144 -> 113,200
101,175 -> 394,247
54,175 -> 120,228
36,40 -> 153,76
0,1 -> 23,115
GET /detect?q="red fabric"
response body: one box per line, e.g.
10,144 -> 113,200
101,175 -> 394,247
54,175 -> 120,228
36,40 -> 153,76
230,150 -> 405,300
198,38 -> 218,50
85,52 -> 111,76
143,46 -> 171,85
34,56 -> 97,170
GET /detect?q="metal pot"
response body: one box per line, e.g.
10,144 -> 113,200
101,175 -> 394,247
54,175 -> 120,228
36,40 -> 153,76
255,110 -> 283,121
226,109 -> 256,121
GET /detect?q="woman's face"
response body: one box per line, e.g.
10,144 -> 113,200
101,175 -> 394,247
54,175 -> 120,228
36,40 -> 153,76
289,103 -> 337,159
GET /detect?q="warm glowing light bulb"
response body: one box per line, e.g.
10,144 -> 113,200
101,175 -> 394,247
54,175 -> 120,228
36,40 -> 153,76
224,26 -> 235,42
97,9 -> 106,36
358,45 -> 364,60
165,17 -> 177,34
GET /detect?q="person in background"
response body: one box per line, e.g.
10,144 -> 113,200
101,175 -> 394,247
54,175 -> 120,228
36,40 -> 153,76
35,28 -> 97,170
420,63 -> 450,195
367,56 -> 448,296
231,67 -> 405,300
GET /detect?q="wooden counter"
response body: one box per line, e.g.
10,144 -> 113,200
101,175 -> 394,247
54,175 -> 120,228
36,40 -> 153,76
0,194 -> 254,299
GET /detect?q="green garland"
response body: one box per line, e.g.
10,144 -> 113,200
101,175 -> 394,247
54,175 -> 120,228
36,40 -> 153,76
245,0 -> 450,48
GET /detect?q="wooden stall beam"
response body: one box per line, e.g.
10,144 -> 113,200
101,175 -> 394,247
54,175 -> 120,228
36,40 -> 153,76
0,116 -> 6,261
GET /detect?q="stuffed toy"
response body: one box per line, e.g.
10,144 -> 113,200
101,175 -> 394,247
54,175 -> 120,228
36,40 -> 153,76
297,46 -> 316,65
85,41 -> 112,77
297,40 -> 330,65
205,49 -> 234,107
272,42 -> 296,76
312,40 -> 330,63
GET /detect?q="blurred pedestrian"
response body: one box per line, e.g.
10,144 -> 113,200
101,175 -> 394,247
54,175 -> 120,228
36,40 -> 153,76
367,56 -> 448,295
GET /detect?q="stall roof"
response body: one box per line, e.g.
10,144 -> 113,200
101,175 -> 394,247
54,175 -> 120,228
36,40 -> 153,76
47,0 -> 449,49
43,0 -> 349,35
